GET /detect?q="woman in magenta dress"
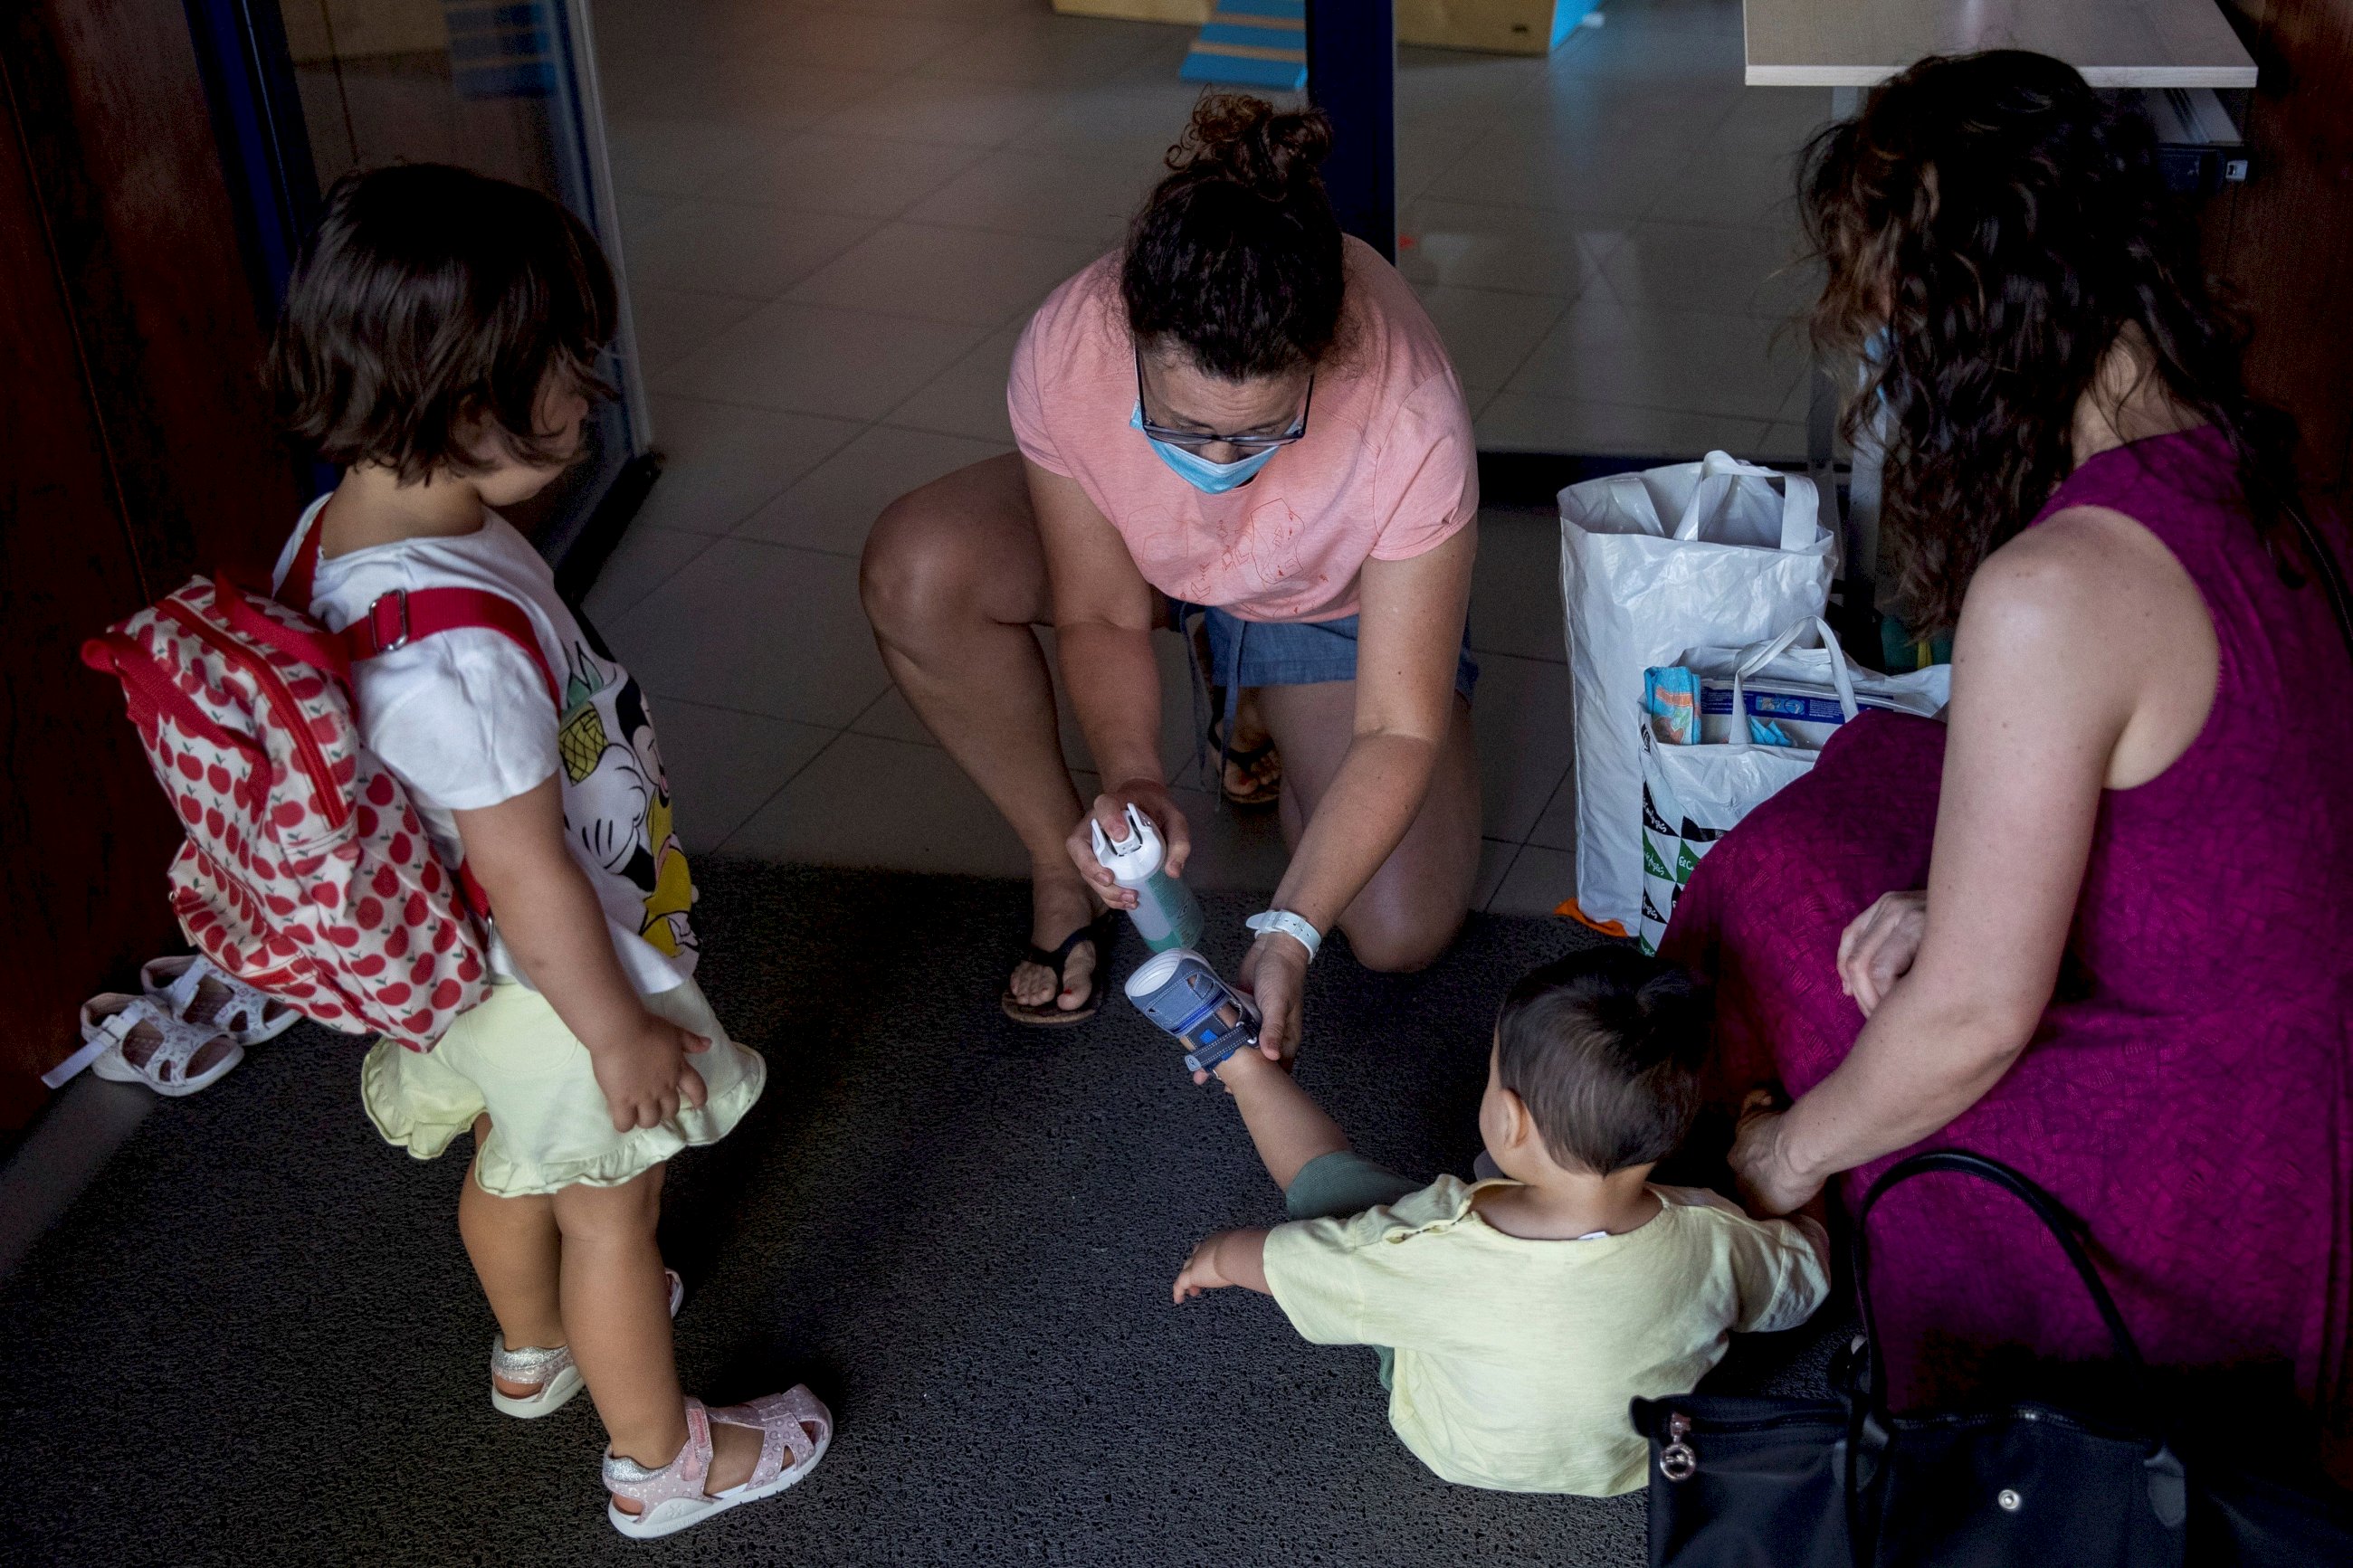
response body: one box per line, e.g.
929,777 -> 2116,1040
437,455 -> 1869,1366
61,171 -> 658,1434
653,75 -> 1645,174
1662,52 -> 2353,1468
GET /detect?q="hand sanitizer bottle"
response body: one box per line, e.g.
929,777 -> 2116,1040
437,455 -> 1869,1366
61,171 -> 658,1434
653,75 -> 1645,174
1090,802 -> 1205,954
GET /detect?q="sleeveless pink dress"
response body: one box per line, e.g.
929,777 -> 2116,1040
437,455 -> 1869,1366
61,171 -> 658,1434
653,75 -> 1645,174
1661,428 -> 2353,1440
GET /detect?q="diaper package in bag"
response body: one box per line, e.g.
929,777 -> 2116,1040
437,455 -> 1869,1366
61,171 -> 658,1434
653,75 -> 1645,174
1637,617 -> 1948,953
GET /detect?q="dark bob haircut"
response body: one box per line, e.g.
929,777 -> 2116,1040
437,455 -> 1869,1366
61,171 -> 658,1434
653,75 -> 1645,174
1122,94 -> 1346,381
1494,947 -> 1710,1175
265,163 -> 615,482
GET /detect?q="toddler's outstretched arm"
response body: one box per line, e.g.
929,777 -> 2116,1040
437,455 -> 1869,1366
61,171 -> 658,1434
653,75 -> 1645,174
1213,1046 -> 1351,1190
1174,1228 -> 1271,1301
456,775 -> 709,1132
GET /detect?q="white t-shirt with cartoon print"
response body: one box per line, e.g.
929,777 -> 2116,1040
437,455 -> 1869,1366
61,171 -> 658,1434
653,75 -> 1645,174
273,496 -> 695,997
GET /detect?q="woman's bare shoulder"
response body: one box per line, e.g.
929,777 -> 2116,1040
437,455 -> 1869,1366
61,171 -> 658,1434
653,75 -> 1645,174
1961,504 -> 2216,785
1967,504 -> 2198,639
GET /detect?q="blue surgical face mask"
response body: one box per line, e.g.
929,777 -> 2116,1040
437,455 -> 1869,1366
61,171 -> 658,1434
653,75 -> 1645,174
1129,404 -> 1280,494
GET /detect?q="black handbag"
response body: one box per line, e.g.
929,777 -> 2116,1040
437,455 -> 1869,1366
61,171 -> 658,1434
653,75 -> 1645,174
1630,1149 -> 2353,1567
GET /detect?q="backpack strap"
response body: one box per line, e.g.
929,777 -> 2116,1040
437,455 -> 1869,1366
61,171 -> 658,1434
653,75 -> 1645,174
280,507 -> 327,609
340,586 -> 563,709
276,505 -> 562,708
276,507 -> 564,924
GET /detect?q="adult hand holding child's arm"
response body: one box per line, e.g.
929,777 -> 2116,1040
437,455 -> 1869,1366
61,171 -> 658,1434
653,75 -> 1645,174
1173,1228 -> 1272,1302
455,775 -> 709,1132
1730,1088 -> 1821,1217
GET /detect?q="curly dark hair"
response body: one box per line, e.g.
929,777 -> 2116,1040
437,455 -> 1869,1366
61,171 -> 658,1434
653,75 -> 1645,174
266,163 -> 615,482
1121,94 -> 1345,380
1802,51 -> 2304,633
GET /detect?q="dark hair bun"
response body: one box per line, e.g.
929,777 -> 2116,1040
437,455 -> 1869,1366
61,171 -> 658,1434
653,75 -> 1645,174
1123,94 -> 1346,380
1168,94 -> 1332,201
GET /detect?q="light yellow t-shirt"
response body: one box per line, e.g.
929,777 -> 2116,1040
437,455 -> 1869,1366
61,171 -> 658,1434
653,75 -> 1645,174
1261,1177 -> 1831,1496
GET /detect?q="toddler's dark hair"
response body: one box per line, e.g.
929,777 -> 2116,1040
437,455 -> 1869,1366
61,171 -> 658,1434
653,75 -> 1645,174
1495,948 -> 1709,1174
265,163 -> 615,482
1121,94 -> 1345,380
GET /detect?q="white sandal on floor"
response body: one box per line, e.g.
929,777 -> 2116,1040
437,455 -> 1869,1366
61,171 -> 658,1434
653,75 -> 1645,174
70,993 -> 244,1097
490,1268 -> 685,1419
140,955 -> 300,1046
604,1388 -> 833,1540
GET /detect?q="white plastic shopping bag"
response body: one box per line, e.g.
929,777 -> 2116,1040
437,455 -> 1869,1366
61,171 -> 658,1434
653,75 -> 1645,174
1674,615 -> 1950,743
1636,617 -> 1948,953
1638,722 -> 1815,953
1559,452 -> 1834,932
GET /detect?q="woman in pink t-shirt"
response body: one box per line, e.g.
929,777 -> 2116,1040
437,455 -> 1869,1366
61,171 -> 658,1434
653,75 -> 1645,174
861,96 -> 1481,1056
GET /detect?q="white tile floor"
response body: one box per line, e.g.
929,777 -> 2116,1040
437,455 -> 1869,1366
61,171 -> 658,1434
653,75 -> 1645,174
586,0 -> 1829,918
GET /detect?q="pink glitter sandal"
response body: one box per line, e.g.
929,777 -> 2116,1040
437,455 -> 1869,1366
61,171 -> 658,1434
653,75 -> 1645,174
603,1389 -> 832,1540
491,1268 -> 683,1419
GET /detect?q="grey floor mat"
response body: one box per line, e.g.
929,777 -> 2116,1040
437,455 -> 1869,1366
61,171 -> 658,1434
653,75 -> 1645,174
2,862 -> 1843,1567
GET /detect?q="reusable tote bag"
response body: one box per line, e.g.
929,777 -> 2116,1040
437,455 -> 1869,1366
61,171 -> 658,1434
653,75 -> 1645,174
1559,452 -> 1834,933
1637,617 -> 1948,953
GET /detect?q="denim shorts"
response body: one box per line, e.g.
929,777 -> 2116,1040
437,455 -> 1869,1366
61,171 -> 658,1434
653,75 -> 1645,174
1167,601 -> 1480,705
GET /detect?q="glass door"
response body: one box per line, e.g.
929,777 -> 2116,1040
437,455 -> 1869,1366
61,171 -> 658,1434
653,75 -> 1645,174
191,0 -> 650,565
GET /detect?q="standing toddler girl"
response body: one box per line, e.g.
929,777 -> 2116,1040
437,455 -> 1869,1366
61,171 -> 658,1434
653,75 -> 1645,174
265,163 -> 826,1540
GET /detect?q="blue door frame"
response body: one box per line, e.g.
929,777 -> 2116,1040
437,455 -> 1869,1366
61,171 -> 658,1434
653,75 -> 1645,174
181,0 -> 320,318
1304,0 -> 1396,261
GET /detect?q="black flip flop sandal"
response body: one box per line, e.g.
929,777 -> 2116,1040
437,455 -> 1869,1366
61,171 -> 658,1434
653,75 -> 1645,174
1205,712 -> 1282,809
1000,914 -> 1117,1027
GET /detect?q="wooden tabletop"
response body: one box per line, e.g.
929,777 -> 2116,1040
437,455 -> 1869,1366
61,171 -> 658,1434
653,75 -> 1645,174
1743,0 -> 2258,88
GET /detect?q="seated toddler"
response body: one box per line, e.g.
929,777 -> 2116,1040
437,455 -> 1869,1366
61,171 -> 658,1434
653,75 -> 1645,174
1173,946 -> 1830,1495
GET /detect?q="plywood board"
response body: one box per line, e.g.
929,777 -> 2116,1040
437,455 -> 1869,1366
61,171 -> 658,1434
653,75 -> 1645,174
1053,0 -> 1215,23
1397,0 -> 1591,55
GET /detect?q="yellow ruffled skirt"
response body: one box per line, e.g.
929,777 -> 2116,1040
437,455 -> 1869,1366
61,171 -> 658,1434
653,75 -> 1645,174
361,975 -> 764,1197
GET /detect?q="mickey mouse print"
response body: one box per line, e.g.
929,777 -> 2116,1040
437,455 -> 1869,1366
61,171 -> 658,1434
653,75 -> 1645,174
554,638 -> 698,973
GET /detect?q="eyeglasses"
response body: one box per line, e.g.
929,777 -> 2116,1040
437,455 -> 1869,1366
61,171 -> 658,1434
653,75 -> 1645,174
1133,351 -> 1313,456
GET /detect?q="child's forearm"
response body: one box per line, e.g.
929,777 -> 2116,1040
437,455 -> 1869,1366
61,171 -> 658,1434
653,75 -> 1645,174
1210,1228 -> 1272,1295
491,864 -> 644,1050
1214,1049 -> 1350,1190
1174,1227 -> 1272,1302
452,778 -> 648,1051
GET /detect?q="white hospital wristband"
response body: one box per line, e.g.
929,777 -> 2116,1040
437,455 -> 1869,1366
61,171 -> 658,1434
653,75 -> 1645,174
1245,909 -> 1322,962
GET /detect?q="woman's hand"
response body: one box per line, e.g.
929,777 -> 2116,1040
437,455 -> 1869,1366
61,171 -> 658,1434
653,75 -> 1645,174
1235,930 -> 1309,1068
1730,1090 -> 1824,1217
1065,778 -> 1191,908
1838,890 -> 1928,1017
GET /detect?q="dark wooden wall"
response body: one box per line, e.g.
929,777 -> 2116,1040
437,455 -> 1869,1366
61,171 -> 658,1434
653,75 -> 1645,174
0,0 -> 300,1124
2213,0 -> 2353,497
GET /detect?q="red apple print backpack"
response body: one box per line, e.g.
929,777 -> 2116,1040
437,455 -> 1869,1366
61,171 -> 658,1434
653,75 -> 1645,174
80,529 -> 556,1050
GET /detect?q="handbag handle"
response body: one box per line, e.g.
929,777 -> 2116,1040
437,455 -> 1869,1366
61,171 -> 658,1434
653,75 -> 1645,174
1852,1149 -> 2147,1404
1834,1153 -> 2160,1568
